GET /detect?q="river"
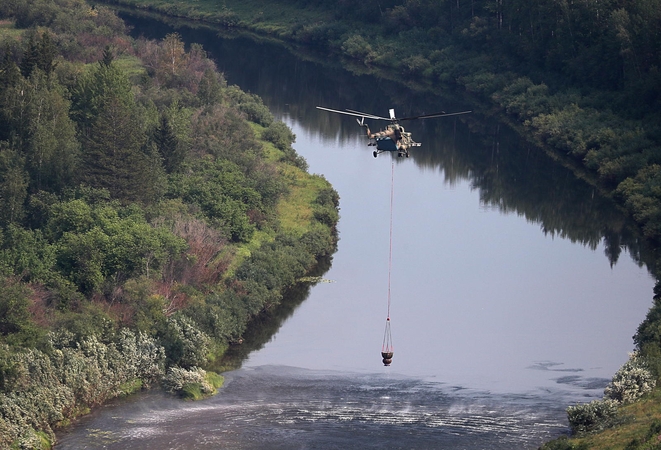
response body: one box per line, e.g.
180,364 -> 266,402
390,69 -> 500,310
55,13 -> 657,449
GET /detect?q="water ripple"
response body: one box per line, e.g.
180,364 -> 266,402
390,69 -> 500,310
57,366 -> 570,450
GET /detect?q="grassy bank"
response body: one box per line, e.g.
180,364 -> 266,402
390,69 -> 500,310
0,1 -> 339,446
92,0 -> 661,448
542,389 -> 661,449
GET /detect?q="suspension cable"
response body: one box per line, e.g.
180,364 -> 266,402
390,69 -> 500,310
382,161 -> 395,366
387,160 -> 394,320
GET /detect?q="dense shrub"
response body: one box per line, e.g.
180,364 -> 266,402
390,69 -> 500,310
604,352 -> 656,403
341,34 -> 375,64
262,122 -> 308,170
160,315 -> 211,368
162,365 -> 213,398
262,121 -> 295,151
565,351 -> 655,436
0,1 -> 339,445
566,399 -> 619,434
0,328 -> 166,447
225,86 -> 274,127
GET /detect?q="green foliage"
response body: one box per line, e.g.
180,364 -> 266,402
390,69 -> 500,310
615,165 -> 661,240
50,201 -> 187,294
83,95 -> 163,203
0,0 -> 339,444
262,121 -> 294,151
0,225 -> 56,283
539,436 -> 589,450
401,55 -> 431,77
634,291 -> 661,378
160,315 -> 210,368
623,420 -> 661,450
184,290 -> 248,343
234,233 -> 318,313
205,370 -> 223,389
137,0 -> 661,247
162,366 -> 214,399
70,59 -> 135,131
0,146 -> 28,226
312,185 -> 340,229
225,85 -> 274,127
168,157 -> 260,242
189,103 -> 265,168
197,68 -> 225,106
262,121 -> 307,170
2,197 -> 187,296
563,349 -> 657,439
604,352 -> 656,404
0,279 -> 46,348
0,328 -> 165,447
567,399 -> 620,435
153,111 -> 185,173
1,71 -> 80,193
341,34 -> 375,64
20,30 -> 57,79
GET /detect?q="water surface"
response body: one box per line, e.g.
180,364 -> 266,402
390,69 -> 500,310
55,13 -> 657,448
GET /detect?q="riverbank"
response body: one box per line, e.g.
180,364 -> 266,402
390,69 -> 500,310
0,3 -> 339,447
91,1 -> 660,448
101,0 -> 661,251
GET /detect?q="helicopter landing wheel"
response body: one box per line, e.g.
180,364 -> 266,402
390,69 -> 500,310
373,151 -> 377,158
406,152 -> 410,158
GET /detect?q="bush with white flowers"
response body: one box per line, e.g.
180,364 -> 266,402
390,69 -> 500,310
162,366 -> 214,396
0,329 -> 167,448
566,351 -> 657,435
566,399 -> 619,434
604,351 -> 656,404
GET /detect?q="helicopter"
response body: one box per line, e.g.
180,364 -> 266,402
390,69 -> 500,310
316,106 -> 471,158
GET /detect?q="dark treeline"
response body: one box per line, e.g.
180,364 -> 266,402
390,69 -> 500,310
109,10 -> 658,307
289,0 -> 660,104
279,0 -> 661,242
105,0 -> 661,252
98,0 -> 661,444
0,0 -> 338,447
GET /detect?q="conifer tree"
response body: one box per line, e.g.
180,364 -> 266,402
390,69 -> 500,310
0,145 -> 28,226
71,59 -> 134,135
82,96 -> 154,202
2,72 -> 80,192
36,31 -> 57,78
153,112 -> 184,174
0,47 -> 22,142
19,33 -> 38,78
101,45 -> 114,67
0,46 -> 21,89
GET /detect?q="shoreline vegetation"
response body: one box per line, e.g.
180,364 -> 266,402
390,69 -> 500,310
97,0 -> 661,243
89,0 -> 661,448
0,0 -> 660,449
0,0 -> 339,447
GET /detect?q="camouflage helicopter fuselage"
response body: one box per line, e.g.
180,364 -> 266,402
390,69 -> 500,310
362,123 -> 420,158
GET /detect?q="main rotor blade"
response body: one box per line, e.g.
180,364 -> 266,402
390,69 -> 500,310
316,106 -> 390,121
399,110 -> 472,121
345,109 -> 390,120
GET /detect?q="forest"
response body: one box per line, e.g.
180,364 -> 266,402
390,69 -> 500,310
0,0 -> 339,447
86,0 -> 661,447
99,0 -> 661,246
1,0 -> 661,446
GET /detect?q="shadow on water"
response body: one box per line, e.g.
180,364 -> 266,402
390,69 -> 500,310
211,254 -> 334,372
